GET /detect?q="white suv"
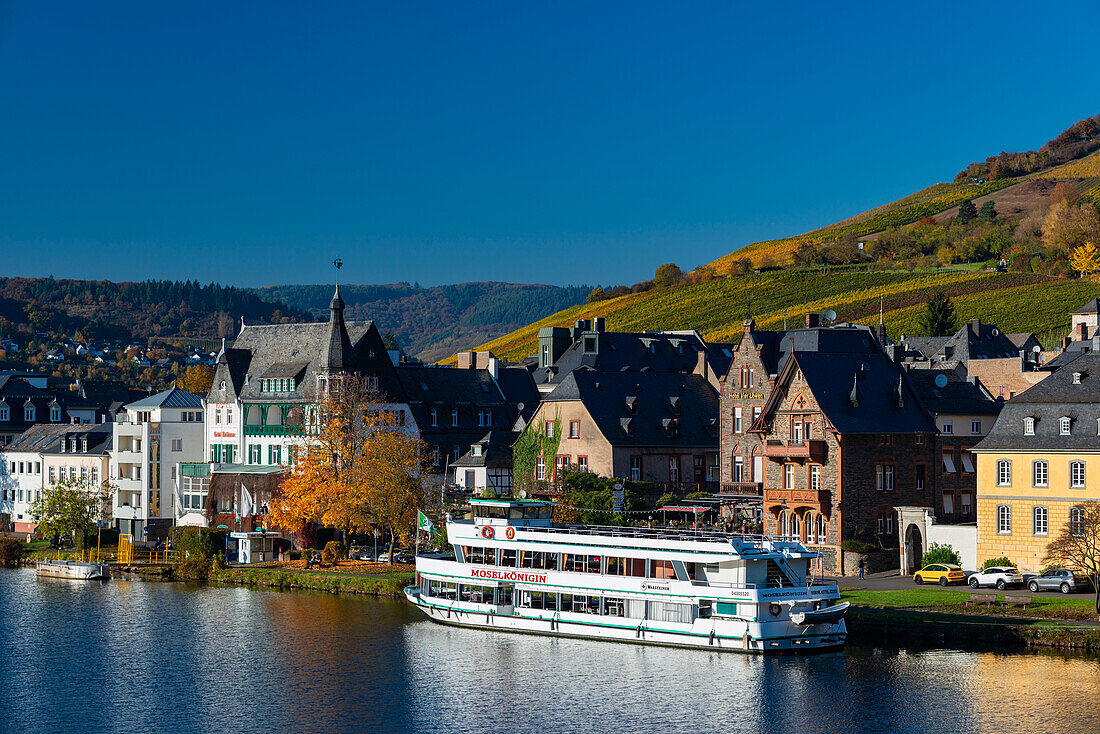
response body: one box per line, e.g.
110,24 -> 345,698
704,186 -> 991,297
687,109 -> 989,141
967,566 -> 1024,590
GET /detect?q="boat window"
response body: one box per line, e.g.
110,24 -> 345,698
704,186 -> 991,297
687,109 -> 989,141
606,557 -> 626,575
715,601 -> 738,616
603,597 -> 626,617
520,551 -> 559,570
466,546 -> 494,565
697,600 -> 712,618
487,506 -> 508,519
648,600 -> 694,624
567,594 -> 600,614
625,558 -> 646,577
539,507 -> 553,520
684,562 -> 699,580
522,591 -> 557,610
496,587 -> 513,605
427,580 -> 457,599
564,554 -> 602,573
459,584 -> 493,603
650,559 -> 676,579
499,549 -> 517,567
509,506 -> 525,519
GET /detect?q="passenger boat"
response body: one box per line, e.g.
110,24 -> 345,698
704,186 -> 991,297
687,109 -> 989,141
36,560 -> 111,580
406,498 -> 847,653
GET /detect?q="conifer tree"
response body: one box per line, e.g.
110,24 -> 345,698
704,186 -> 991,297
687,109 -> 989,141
917,292 -> 958,336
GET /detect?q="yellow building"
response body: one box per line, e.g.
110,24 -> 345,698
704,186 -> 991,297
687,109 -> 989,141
972,355 -> 1100,573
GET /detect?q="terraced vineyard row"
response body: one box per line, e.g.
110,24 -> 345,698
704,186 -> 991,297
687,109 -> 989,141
474,269 -> 1087,361
710,179 -> 1014,272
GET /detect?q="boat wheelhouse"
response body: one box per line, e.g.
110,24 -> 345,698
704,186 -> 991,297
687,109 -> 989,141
406,498 -> 847,653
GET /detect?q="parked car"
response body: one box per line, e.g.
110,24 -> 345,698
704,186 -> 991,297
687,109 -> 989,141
914,563 -> 966,586
1027,568 -> 1093,594
967,566 -> 1024,590
352,550 -> 376,561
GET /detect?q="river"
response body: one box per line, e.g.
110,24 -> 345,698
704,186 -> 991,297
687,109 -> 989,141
2,568 -> 1098,734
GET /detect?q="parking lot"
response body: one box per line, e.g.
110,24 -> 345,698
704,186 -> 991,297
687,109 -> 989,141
831,570 -> 1093,598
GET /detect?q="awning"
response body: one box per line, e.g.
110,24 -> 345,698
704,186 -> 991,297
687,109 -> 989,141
942,454 -> 956,474
961,454 -> 975,473
660,506 -> 712,512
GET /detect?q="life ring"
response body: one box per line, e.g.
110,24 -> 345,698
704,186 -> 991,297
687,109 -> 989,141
480,526 -> 495,539
505,527 -> 516,540
769,603 -> 782,617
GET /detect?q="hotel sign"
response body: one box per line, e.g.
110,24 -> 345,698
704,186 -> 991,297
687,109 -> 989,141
213,431 -> 236,438
728,392 -> 764,400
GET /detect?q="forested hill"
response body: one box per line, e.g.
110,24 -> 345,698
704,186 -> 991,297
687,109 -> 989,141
256,282 -> 591,361
0,277 -> 308,341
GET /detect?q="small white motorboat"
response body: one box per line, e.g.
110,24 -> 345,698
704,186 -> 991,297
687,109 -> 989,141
36,560 -> 111,580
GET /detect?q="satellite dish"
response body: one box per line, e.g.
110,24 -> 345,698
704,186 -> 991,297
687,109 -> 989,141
517,402 -> 525,411
935,374 -> 948,388
518,490 -> 528,499
825,310 -> 837,322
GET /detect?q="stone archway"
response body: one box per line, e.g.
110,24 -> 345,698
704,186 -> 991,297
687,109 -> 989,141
904,524 -> 924,575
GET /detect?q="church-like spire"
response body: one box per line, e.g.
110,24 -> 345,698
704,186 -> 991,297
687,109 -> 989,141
322,259 -> 352,372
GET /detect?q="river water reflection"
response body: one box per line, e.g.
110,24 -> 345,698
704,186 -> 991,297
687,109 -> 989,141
2,568 -> 1098,733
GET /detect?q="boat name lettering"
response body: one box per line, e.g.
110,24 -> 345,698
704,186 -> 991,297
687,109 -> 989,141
640,582 -> 671,591
761,589 -> 812,599
470,569 -> 547,583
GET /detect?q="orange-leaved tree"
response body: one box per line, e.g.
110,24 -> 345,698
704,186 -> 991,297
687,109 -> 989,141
266,375 -> 429,563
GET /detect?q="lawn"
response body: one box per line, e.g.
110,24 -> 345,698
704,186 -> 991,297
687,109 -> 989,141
842,588 -> 1098,622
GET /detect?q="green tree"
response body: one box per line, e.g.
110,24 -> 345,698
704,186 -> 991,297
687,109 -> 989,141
652,263 -> 684,288
920,542 -> 960,568
955,199 -> 977,225
917,291 -> 958,336
978,200 -> 997,222
30,477 -> 111,548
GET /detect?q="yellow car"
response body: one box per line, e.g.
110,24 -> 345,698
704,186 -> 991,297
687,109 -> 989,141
914,563 -> 966,586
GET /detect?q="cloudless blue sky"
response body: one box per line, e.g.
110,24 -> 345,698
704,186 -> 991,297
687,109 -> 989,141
2,1 -> 1099,288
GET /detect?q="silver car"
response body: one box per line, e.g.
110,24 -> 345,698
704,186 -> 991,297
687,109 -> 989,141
1027,568 -> 1092,594
967,566 -> 1024,590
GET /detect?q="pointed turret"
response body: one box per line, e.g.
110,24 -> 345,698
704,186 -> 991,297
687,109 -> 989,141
849,372 -> 863,407
321,283 -> 353,372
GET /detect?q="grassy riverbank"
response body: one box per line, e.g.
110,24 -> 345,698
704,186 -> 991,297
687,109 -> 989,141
842,588 -> 1100,650
211,565 -> 414,597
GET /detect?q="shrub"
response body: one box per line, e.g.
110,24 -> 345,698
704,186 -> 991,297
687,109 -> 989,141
841,539 -> 880,554
684,491 -> 709,500
322,540 -> 345,565
920,543 -> 960,568
982,556 -> 1015,570
655,493 -> 678,508
0,537 -> 25,566
169,527 -> 228,580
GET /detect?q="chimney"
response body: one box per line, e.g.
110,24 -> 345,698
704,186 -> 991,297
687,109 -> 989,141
970,318 -> 981,337
694,349 -> 709,381
805,313 -> 820,328
1078,322 -> 1088,342
592,317 -> 605,333
1062,336 -> 1072,349
456,352 -> 475,369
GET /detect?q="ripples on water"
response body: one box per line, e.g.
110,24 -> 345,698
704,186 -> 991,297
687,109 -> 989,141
1,569 -> 1097,734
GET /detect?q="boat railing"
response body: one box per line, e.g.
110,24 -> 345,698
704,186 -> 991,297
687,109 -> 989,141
519,524 -> 769,545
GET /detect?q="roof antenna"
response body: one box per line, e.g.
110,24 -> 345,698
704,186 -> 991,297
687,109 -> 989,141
783,311 -> 788,330
879,295 -> 884,326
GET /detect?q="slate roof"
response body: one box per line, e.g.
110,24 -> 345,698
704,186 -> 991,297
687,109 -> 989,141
77,380 -> 147,412
742,324 -> 881,377
397,365 -> 515,458
905,369 -> 1002,416
1072,298 -> 1100,315
975,354 -> 1100,451
774,352 -> 938,435
4,423 -> 112,455
537,329 -> 729,389
0,377 -> 86,434
126,386 -> 204,410
210,297 -> 402,404
452,430 -> 518,469
899,319 -> 1021,365
542,371 -> 718,448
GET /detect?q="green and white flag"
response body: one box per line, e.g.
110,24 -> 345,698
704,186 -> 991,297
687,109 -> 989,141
417,511 -> 435,534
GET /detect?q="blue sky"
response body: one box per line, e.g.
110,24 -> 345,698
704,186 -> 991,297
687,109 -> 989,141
1,2 -> 1098,288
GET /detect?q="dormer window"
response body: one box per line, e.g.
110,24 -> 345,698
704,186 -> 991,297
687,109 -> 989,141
80,438 -> 87,453
430,408 -> 438,427
1023,417 -> 1035,436
24,404 -> 35,422
0,405 -> 8,422
472,444 -> 483,457
50,403 -> 61,422
1073,372 -> 1083,384
451,409 -> 459,427
1060,417 -> 1072,435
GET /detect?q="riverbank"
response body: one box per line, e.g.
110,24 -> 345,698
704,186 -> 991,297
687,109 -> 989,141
843,588 -> 1100,650
210,565 -> 414,597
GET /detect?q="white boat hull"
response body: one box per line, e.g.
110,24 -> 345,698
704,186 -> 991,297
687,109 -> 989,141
36,560 -> 111,580
405,587 -> 845,654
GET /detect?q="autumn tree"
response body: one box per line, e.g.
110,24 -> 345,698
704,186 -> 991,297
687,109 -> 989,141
1070,242 -> 1100,278
178,364 -> 215,394
917,291 -> 958,337
652,263 -> 684,288
1044,502 -> 1100,620
266,375 -> 429,564
1043,200 -> 1100,251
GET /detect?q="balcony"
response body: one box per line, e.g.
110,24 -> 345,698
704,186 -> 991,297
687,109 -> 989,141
764,487 -> 829,507
762,439 -> 827,461
720,482 -> 763,496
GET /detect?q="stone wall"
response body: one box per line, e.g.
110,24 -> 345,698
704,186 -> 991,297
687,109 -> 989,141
842,549 -> 898,575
